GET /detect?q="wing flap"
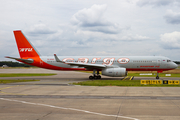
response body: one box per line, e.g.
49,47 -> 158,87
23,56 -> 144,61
67,62 -> 106,68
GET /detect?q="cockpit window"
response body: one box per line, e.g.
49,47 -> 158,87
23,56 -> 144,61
167,60 -> 171,62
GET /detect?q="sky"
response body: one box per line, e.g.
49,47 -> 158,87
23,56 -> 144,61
0,0 -> 180,61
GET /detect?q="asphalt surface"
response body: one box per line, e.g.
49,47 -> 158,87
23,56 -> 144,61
0,68 -> 180,120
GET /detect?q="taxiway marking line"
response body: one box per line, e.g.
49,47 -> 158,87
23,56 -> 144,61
0,85 -> 27,95
0,98 -> 139,120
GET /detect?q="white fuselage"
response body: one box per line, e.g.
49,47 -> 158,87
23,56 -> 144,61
40,56 -> 177,71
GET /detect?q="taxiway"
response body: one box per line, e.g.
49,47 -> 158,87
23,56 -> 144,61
0,68 -> 180,120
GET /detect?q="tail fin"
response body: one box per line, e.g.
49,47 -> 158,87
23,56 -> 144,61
13,30 -> 40,58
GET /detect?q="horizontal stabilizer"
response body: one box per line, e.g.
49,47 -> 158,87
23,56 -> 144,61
5,56 -> 34,64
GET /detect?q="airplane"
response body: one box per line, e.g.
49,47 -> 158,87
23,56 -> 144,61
6,30 -> 178,79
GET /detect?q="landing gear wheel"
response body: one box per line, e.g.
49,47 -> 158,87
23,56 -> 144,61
89,76 -> 94,80
94,76 -> 98,79
89,70 -> 102,79
97,75 -> 101,79
156,72 -> 160,79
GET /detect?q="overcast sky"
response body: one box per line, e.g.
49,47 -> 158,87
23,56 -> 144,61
0,0 -> 180,61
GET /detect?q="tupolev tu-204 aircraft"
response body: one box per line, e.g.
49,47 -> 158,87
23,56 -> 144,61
6,30 -> 178,79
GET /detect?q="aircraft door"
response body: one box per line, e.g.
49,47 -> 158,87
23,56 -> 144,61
157,59 -> 161,66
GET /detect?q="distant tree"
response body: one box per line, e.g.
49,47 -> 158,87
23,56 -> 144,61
174,61 -> 180,65
0,61 -> 34,67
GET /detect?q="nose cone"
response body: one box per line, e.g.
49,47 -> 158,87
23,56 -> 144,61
172,62 -> 178,69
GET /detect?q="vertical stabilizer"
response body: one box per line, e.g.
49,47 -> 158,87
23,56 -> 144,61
13,30 -> 40,58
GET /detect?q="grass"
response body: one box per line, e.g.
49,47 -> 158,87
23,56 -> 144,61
178,66 -> 180,69
128,69 -> 180,74
0,67 -> 38,69
0,79 -> 39,84
127,73 -> 180,77
73,80 -> 180,87
0,73 -> 56,77
127,69 -> 180,77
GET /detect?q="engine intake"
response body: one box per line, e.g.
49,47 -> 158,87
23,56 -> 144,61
102,68 -> 127,77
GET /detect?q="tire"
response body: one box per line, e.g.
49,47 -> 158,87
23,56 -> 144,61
94,76 -> 98,79
89,76 -> 93,80
156,76 -> 159,79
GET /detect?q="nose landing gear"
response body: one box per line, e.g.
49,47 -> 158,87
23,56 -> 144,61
156,75 -> 159,79
156,71 -> 162,79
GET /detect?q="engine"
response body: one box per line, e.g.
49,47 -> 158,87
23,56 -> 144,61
102,68 -> 127,77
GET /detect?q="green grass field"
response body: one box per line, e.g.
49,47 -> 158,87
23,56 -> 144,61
0,73 -> 56,77
0,67 -> 37,69
0,79 -> 39,84
73,80 -> 180,87
127,73 -> 180,77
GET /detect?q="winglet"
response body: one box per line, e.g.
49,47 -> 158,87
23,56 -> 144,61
54,54 -> 64,63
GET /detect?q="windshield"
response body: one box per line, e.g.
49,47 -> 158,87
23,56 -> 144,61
167,60 -> 171,62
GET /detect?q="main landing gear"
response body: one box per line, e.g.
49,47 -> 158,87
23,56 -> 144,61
89,70 -> 101,80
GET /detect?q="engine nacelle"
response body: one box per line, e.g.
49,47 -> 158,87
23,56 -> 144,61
102,68 -> 127,77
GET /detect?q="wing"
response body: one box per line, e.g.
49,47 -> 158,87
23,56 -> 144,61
54,54 -> 116,69
64,62 -> 106,69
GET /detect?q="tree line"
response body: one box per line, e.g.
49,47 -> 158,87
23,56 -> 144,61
0,61 -> 34,67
